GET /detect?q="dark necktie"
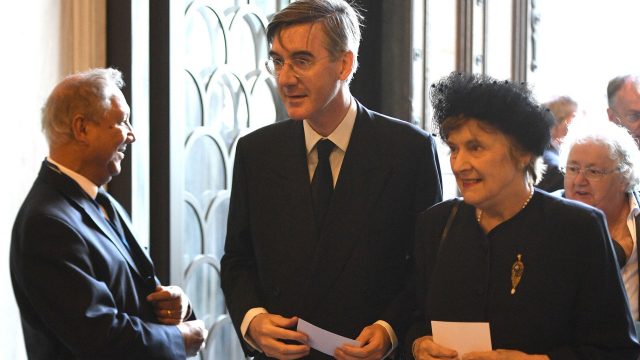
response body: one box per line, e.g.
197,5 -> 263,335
311,139 -> 335,230
95,189 -> 131,252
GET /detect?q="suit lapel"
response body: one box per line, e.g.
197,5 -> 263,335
107,191 -> 158,292
41,161 -> 146,279
271,121 -> 318,237
301,103 -> 391,311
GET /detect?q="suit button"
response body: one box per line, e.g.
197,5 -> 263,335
273,287 -> 281,297
475,288 -> 484,296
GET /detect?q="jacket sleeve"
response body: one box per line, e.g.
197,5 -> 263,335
220,138 -> 264,356
379,133 -> 443,345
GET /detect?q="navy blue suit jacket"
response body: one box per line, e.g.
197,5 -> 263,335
11,161 -> 188,359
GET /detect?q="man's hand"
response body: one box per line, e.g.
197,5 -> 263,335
177,319 -> 207,357
147,285 -> 190,325
412,336 -> 458,360
334,323 -> 391,360
248,313 -> 310,359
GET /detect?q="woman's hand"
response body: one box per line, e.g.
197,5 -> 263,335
462,349 -> 549,360
412,336 -> 459,360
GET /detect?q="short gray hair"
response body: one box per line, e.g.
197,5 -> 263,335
560,119 -> 640,193
542,95 -> 577,126
42,68 -> 124,146
267,0 -> 363,83
607,74 -> 640,108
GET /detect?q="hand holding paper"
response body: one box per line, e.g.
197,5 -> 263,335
412,336 -> 458,360
249,314 -> 310,359
297,318 -> 362,357
335,323 -> 390,360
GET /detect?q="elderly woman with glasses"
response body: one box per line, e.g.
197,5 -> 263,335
405,73 -> 639,360
559,120 -> 640,327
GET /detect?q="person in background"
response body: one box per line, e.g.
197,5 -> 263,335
559,119 -> 640,327
607,75 -> 640,144
10,68 -> 207,359
406,72 -> 639,359
220,1 -> 443,359
536,95 -> 577,192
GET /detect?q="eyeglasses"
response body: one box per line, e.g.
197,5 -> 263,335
611,108 -> 640,124
264,56 -> 331,78
563,164 -> 619,180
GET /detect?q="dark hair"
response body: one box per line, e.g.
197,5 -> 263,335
266,0 -> 363,82
431,72 -> 553,157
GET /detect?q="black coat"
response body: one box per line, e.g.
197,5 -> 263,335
406,190 -> 639,359
11,161 -> 189,359
221,101 -> 443,359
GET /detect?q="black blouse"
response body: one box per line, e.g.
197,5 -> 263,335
405,190 -> 639,359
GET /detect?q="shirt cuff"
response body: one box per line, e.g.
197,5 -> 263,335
183,302 -> 193,320
240,307 -> 268,351
374,320 -> 397,359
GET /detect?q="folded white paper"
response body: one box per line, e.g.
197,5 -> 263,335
297,318 -> 362,356
432,321 -> 492,356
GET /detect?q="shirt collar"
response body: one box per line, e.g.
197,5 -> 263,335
303,97 -> 357,154
47,157 -> 100,200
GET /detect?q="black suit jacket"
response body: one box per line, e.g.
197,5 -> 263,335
221,101 -> 443,358
555,189 -> 640,321
10,161 -> 188,359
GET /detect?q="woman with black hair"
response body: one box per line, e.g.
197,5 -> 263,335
406,73 -> 639,359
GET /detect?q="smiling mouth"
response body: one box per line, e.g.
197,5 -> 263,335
459,178 -> 481,187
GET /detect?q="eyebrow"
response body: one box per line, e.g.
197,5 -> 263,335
269,50 -> 315,58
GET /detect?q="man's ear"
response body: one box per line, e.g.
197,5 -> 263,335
71,115 -> 90,144
338,50 -> 354,81
607,108 -> 619,124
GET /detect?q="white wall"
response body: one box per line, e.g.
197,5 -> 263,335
530,0 -> 640,121
0,1 -> 104,357
0,1 -> 62,358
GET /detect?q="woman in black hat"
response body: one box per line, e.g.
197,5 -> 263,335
406,73 -> 638,359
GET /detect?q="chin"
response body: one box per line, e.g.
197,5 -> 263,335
284,104 -> 310,120
107,162 -> 122,178
285,110 -> 307,121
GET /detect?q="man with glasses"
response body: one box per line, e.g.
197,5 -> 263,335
221,1 -> 442,359
608,75 -> 640,144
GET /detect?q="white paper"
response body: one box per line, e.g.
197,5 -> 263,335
431,321 -> 492,356
297,318 -> 362,356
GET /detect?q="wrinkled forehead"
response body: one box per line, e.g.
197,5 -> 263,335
271,22 -> 330,55
568,141 -> 615,163
108,88 -> 130,114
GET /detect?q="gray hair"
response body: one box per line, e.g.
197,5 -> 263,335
560,119 -> 640,192
266,0 -> 363,83
42,68 -> 124,147
607,74 -> 640,108
542,95 -> 577,126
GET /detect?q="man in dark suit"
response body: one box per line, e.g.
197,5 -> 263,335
220,1 -> 443,359
10,68 -> 206,359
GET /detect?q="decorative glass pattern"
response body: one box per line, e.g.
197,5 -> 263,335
181,1 -> 288,358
